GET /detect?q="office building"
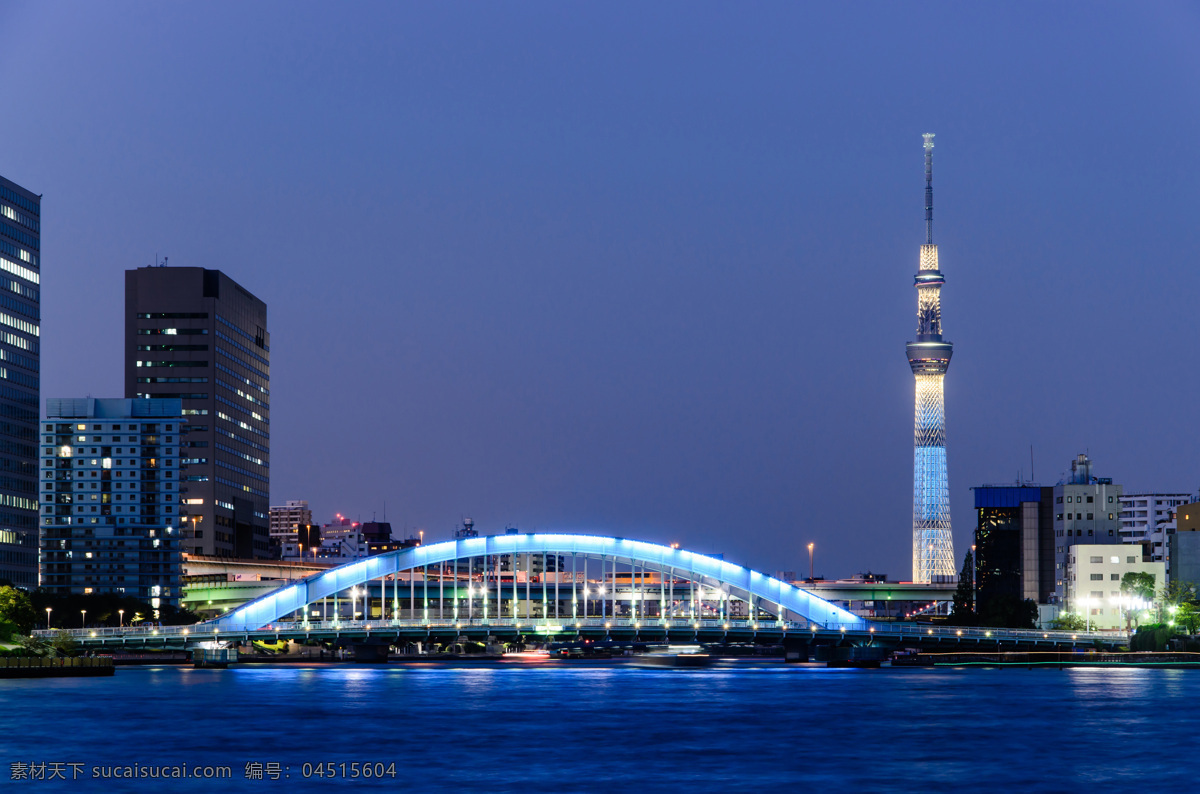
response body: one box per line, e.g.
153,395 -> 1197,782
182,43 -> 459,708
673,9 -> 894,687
1067,544 -> 1163,631
39,398 -> 184,607
1119,493 -> 1191,565
1052,454 -> 1123,609
906,134 -> 956,583
125,267 -> 270,559
0,175 -> 40,589
1169,502 -> 1200,591
973,485 -> 1055,614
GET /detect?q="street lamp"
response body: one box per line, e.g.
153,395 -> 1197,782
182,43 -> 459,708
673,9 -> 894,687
807,543 -> 815,581
189,514 -> 202,549
45,607 -> 51,630
118,609 -> 124,628
81,609 -> 87,629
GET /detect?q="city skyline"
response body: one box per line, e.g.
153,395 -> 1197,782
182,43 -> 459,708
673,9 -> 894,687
5,3 -> 1200,579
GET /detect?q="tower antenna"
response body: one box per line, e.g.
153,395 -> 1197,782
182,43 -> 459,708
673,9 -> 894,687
923,133 -> 935,245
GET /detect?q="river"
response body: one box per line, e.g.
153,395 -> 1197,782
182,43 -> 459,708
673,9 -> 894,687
1,660 -> 1194,791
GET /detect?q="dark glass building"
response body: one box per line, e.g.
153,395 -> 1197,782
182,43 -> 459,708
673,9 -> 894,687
125,267 -> 270,559
973,486 -> 1055,612
0,175 -> 40,589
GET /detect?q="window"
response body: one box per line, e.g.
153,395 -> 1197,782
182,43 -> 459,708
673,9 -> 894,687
1067,496 -> 1073,504
1108,496 -> 1113,503
1076,513 -> 1083,520
1090,556 -> 1103,563
1087,529 -> 1093,536
1087,496 -> 1094,503
1057,513 -> 1064,521
1087,513 -> 1094,520
1090,573 -> 1103,581
1056,496 -> 1063,504
1110,556 -> 1119,564
1108,513 -> 1114,520
1127,556 -> 1136,564
1111,573 -> 1120,581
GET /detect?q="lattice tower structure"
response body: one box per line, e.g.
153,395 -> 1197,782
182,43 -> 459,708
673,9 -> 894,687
905,133 -> 956,583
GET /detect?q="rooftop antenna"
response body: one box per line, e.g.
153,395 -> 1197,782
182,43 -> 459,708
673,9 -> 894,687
923,133 -> 935,245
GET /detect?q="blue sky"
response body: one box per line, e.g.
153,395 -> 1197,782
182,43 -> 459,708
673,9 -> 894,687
3,1 -> 1199,578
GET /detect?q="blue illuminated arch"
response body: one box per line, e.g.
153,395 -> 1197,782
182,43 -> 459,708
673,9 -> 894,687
205,534 -> 868,631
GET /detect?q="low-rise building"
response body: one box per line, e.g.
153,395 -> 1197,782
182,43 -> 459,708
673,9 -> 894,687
1067,544 -> 1164,630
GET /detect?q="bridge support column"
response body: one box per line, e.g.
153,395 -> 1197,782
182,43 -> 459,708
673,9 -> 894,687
782,636 -> 810,663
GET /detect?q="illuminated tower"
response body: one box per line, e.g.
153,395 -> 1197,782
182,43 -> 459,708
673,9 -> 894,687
906,133 -> 956,583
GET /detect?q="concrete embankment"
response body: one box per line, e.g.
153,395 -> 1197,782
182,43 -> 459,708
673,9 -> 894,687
0,657 -> 114,678
893,651 -> 1200,668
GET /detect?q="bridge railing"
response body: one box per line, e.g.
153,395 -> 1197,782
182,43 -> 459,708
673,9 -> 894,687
37,618 -> 1127,644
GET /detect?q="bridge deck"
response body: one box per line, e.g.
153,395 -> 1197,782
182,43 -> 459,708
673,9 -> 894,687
42,619 -> 1126,652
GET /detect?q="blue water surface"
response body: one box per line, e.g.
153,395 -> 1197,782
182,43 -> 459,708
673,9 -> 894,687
0,661 -> 1194,792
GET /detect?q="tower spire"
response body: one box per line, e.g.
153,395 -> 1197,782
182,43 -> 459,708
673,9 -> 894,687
923,133 -> 934,245
906,132 -> 955,584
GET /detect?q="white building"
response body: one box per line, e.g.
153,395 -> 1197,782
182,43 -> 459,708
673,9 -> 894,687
1067,544 -> 1165,630
1119,493 -> 1191,566
1052,455 -> 1124,607
269,499 -> 313,554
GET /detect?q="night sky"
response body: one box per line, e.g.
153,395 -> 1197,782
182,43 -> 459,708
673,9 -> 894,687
4,2 -> 1199,579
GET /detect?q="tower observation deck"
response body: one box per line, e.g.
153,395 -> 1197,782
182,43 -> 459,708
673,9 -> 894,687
906,133 -> 956,583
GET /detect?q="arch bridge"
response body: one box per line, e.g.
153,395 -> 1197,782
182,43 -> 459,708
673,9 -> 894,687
51,534 -> 1122,653
213,533 -> 865,632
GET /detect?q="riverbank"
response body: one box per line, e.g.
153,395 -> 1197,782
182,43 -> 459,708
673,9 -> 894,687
0,656 -> 114,678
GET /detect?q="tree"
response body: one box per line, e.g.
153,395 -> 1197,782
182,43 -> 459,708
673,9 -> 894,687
15,634 -> 52,657
0,586 -> 36,635
1119,572 -> 1157,630
1175,603 -> 1200,635
1050,613 -> 1086,631
949,549 -> 976,625
1121,572 -> 1157,602
50,630 -> 78,657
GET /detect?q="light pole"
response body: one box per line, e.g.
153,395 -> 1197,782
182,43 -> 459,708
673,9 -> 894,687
45,607 -> 52,630
807,543 -> 815,581
118,609 -> 124,628
81,609 -> 87,629
1079,597 -> 1090,632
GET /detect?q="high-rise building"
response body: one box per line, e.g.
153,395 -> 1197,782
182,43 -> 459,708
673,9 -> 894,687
973,485 -> 1056,612
1052,454 -> 1123,608
125,267 -> 270,559
1118,493 -> 1191,565
39,398 -> 184,607
905,134 -> 955,583
0,175 -> 40,589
